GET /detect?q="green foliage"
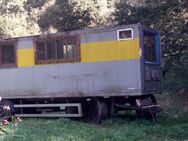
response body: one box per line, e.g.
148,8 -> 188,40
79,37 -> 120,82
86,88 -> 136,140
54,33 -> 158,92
38,0 -> 94,32
37,0 -> 116,32
0,0 -> 115,35
0,114 -> 188,141
0,0 -> 40,38
114,0 -> 188,91
24,0 -> 48,13
0,28 -> 4,37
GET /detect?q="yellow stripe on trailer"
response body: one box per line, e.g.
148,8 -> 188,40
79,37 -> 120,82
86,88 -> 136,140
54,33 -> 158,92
17,48 -> 35,67
16,39 -> 140,67
81,39 -> 140,62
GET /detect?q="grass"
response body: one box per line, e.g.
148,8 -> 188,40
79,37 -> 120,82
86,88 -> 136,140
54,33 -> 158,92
0,112 -> 188,141
1,93 -> 188,141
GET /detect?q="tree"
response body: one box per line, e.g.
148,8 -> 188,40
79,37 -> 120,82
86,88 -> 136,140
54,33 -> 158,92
37,0 -> 94,32
0,0 -> 117,35
37,0 -> 117,32
23,0 -> 48,14
0,0 -> 40,38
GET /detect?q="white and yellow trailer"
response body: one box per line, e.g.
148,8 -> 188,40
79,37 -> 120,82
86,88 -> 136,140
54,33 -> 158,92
0,24 -> 162,123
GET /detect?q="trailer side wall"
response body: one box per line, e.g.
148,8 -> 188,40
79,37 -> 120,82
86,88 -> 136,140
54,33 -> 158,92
0,25 -> 142,98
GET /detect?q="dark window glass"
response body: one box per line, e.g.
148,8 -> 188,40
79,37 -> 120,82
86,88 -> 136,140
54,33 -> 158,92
67,39 -> 77,59
36,41 -> 45,60
35,35 -> 79,64
57,39 -> 66,59
119,30 -> 132,39
144,32 -> 156,62
47,40 -> 56,59
2,45 -> 15,64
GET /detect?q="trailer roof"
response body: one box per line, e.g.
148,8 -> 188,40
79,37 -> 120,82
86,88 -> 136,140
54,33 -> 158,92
0,23 -> 145,41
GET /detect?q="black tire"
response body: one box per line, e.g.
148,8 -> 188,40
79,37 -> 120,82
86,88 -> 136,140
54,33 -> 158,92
0,100 -> 15,117
100,100 -> 108,120
88,98 -> 108,124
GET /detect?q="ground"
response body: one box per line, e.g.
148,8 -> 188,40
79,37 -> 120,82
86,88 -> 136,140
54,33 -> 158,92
0,93 -> 188,141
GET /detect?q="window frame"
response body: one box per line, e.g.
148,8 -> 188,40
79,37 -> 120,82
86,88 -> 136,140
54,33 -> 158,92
0,40 -> 17,68
142,29 -> 160,64
34,34 -> 80,64
117,28 -> 134,41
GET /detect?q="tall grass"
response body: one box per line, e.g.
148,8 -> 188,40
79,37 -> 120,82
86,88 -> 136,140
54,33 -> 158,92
1,93 -> 188,141
0,112 -> 187,141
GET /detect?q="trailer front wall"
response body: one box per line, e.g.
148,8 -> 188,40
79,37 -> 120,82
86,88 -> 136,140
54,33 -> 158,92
0,25 -> 142,98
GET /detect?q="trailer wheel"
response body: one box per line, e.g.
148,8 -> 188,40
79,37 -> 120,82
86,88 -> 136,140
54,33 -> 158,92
0,100 -> 14,117
88,98 -> 108,124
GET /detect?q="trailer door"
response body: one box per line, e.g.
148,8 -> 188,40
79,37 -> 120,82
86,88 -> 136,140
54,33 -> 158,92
142,29 -> 162,92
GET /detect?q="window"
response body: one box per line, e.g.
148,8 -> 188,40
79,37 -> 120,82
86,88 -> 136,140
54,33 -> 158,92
36,41 -> 45,60
0,42 -> 16,67
47,40 -> 56,60
117,28 -> 133,40
35,35 -> 80,64
144,31 -> 159,63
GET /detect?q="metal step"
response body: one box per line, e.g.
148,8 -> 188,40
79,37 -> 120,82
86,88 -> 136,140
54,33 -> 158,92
15,113 -> 82,118
14,103 -> 83,118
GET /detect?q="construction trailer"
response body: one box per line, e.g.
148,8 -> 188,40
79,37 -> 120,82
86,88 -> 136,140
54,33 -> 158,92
0,24 -> 162,123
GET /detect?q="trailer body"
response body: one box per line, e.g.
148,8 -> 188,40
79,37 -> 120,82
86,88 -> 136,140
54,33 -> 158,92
0,24 -> 162,99
0,24 -> 162,122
